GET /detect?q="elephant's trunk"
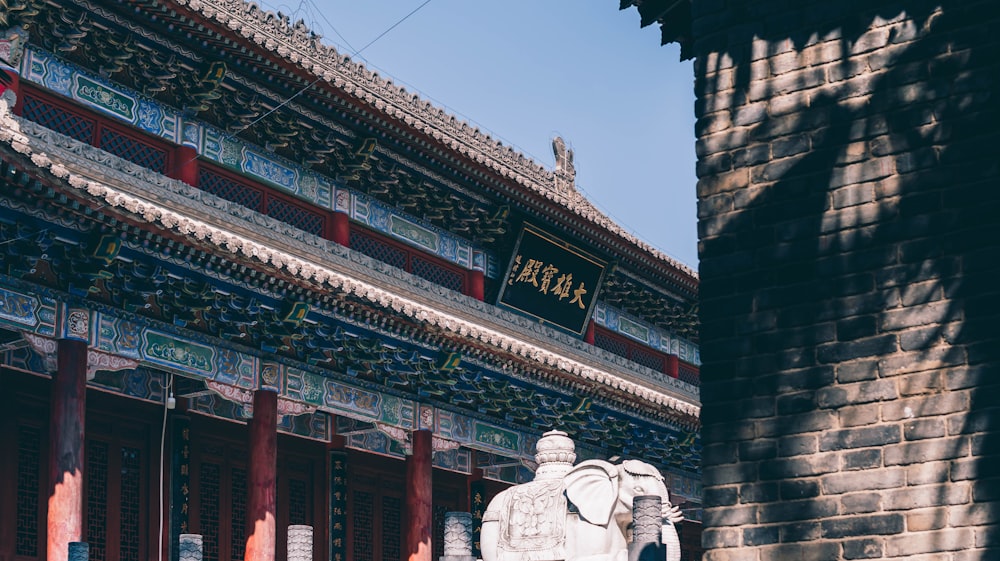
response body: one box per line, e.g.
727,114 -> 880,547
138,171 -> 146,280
662,521 -> 680,561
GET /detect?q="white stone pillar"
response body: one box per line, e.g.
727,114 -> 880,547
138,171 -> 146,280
179,534 -> 204,561
441,512 -> 475,561
287,525 -> 313,561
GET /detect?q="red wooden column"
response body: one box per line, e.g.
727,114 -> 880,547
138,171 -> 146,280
469,270 -> 485,301
405,429 -> 433,561
170,146 -> 199,186
245,389 -> 278,561
666,355 -> 680,378
331,212 -> 351,246
47,339 -> 88,561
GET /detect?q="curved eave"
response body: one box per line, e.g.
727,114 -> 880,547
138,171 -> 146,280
0,99 -> 701,425
618,0 -> 695,60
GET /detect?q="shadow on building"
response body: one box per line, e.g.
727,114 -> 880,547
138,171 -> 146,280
631,0 -> 1000,558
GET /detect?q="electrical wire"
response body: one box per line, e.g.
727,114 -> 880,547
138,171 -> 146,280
353,0 -> 432,57
234,0 -> 433,135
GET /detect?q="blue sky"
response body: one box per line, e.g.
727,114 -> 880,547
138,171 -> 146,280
258,1 -> 698,269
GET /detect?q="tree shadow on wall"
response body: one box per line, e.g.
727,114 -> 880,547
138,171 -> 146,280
693,1 -> 999,556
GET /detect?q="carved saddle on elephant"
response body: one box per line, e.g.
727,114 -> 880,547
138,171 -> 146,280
491,478 -> 568,561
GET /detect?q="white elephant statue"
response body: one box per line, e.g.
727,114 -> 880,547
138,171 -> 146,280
481,458 -> 683,561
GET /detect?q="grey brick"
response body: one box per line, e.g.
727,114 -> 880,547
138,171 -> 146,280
742,526 -> 779,546
821,514 -> 904,538
819,424 -> 901,451
882,393 -> 970,421
817,379 -> 898,409
884,484 -> 970,511
903,419 -> 946,441
842,449 -> 882,471
758,410 -> 837,437
841,492 -> 882,514
701,527 -> 741,549
761,541 -> 839,560
739,439 -> 777,461
842,538 -> 884,559
740,482 -> 780,504
822,469 -> 905,494
780,479 -> 821,499
885,528 -> 974,556
816,335 -> 898,363
778,434 -> 818,457
703,463 -> 760,486
758,498 -> 838,523
778,521 -> 822,543
883,437 -> 970,466
703,504 -> 759,527
760,454 -> 840,480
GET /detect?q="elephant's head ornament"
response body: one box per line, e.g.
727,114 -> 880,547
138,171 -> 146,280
564,459 -> 673,529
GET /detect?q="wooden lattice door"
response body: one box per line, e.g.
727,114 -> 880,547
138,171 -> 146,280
83,420 -> 152,561
187,418 -> 326,561
347,454 -> 404,561
189,435 -> 249,561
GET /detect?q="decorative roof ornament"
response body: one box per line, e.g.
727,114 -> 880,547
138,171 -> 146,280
552,136 -> 576,196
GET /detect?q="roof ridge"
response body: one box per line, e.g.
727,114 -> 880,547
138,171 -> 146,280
174,0 -> 698,279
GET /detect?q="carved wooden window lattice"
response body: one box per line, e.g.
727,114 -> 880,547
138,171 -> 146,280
119,447 -> 143,561
350,229 -> 468,294
593,330 -> 629,359
631,345 -> 667,373
98,128 -> 169,175
78,426 -> 149,561
593,327 -> 699,386
380,496 -> 401,561
21,93 -> 96,143
199,462 -> 222,561
266,197 -> 325,237
195,163 -> 327,238
352,490 -> 374,561
289,478 -> 309,526
678,363 -> 701,387
412,255 -> 465,293
86,440 -> 111,561
20,88 -> 170,175
433,504 -> 448,561
230,467 -> 248,561
16,424 -> 42,558
350,230 -> 408,270
198,168 -> 265,210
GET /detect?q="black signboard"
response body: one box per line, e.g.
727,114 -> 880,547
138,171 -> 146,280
497,224 -> 607,336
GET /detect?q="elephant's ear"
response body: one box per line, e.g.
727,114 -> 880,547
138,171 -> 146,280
564,459 -> 619,527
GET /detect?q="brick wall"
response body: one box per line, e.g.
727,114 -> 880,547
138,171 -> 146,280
691,1 -> 999,559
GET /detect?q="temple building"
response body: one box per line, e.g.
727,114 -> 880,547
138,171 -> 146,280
0,1 -> 702,561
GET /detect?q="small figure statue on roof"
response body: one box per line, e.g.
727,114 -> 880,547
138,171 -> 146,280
552,136 -> 576,194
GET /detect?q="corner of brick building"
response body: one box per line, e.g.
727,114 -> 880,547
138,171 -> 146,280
689,1 -> 1000,559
